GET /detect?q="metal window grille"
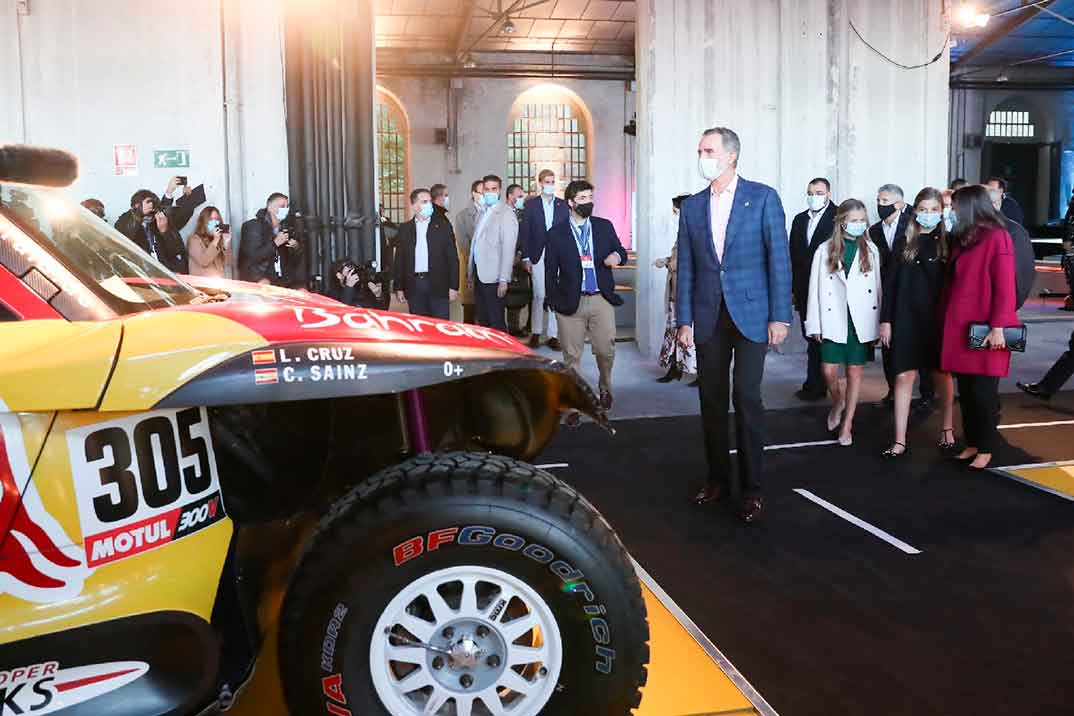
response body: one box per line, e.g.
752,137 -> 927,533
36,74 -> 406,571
507,103 -> 588,192
376,102 -> 408,224
985,110 -> 1035,139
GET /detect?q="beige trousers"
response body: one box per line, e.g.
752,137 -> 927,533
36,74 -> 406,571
556,294 -> 616,393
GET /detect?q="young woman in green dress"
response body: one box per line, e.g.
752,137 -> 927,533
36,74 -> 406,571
805,199 -> 883,446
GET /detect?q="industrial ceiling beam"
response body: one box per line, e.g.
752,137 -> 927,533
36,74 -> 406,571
952,0 -> 1057,68
454,0 -> 479,58
457,0 -> 550,61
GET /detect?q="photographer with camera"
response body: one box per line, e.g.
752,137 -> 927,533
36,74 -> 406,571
187,206 -> 232,279
328,258 -> 383,309
113,189 -> 188,273
239,192 -> 303,286
393,188 -> 459,320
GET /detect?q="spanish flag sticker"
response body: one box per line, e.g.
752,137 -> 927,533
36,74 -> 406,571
251,349 -> 276,365
254,368 -> 279,385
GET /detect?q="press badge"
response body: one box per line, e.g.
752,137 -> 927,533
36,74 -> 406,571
581,255 -> 595,269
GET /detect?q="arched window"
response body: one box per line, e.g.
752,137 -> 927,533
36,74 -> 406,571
375,88 -> 410,224
507,86 -> 592,193
986,108 -> 1035,139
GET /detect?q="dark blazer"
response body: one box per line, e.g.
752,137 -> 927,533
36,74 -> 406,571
544,216 -> 627,316
789,202 -> 836,314
520,195 -> 569,264
676,178 -> 792,345
1001,196 -> 1025,226
392,216 -> 460,298
869,209 -> 911,280
1006,219 -> 1036,309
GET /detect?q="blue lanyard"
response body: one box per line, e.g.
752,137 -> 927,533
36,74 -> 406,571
570,221 -> 591,256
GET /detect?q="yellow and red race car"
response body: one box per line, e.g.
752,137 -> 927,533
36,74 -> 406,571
0,146 -> 648,715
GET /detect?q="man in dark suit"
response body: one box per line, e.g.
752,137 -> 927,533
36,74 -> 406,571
521,169 -> 570,350
986,177 -> 1026,226
239,192 -> 302,287
430,183 -> 452,224
393,188 -> 459,320
545,179 -> 627,411
869,183 -> 915,407
677,127 -> 792,523
789,177 -> 836,401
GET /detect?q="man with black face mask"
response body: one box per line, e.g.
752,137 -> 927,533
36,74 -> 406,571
869,183 -> 912,407
544,179 -> 627,410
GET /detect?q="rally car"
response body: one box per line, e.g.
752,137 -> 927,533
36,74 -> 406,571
0,145 -> 648,715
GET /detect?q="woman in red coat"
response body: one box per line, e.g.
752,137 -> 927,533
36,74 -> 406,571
938,185 -> 1020,471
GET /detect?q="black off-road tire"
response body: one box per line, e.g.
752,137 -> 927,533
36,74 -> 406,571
278,451 -> 649,715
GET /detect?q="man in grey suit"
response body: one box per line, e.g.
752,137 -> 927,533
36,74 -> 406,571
469,174 -> 519,332
454,179 -> 484,324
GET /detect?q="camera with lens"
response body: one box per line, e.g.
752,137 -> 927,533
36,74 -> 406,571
353,258 -> 388,286
280,209 -> 304,238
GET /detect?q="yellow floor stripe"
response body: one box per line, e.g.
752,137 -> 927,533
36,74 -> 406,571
1001,463 -> 1074,500
232,584 -> 756,715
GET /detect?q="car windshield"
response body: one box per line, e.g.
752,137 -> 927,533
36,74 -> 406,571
0,184 -> 201,315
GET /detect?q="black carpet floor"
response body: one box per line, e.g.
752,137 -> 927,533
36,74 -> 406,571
539,393 -> 1074,716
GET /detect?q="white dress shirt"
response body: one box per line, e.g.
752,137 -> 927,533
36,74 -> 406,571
414,216 -> 430,273
882,212 -> 900,249
806,204 -> 827,243
542,196 -> 556,231
709,172 -> 739,262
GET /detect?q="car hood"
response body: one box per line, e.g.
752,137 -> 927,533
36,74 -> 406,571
97,283 -> 604,428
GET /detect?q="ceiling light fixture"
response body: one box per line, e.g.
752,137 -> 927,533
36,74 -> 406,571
502,17 -> 517,34
955,3 -> 991,28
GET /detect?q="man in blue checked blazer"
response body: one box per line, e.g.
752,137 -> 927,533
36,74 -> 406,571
676,127 -> 792,523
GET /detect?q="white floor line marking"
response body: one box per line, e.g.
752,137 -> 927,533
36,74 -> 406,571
534,463 -> 569,470
998,419 -> 1074,430
794,489 -> 923,555
631,558 -> 780,716
730,439 -> 839,455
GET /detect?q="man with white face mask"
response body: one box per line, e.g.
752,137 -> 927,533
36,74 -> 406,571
789,177 -> 836,401
239,192 -> 301,286
985,184 -> 1035,310
521,169 -> 569,349
676,126 -> 792,524
986,176 -> 1025,226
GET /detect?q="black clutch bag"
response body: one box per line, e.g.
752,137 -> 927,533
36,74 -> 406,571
968,323 -> 1026,352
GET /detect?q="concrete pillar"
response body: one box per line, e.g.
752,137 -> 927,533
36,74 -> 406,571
635,0 -> 949,358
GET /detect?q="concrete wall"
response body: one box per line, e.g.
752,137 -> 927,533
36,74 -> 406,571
0,0 -> 288,252
634,0 -> 950,357
950,87 -> 1074,223
377,76 -> 635,247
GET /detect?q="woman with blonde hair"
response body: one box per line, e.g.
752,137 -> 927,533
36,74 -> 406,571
806,199 -> 883,446
187,205 -> 231,278
879,187 -> 955,458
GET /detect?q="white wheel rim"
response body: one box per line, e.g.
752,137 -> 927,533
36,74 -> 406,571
370,565 -> 563,716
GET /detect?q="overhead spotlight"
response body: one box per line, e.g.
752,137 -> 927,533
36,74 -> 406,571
502,17 -> 517,34
463,54 -> 477,69
955,3 -> 990,28
996,71 -> 1010,82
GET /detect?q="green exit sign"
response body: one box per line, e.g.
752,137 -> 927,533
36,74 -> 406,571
154,150 -> 190,169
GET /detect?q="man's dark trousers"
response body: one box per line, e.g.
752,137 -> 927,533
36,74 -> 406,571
1040,328 -> 1074,394
406,275 -> 449,320
475,281 -> 507,331
799,313 -> 824,394
697,306 -> 768,501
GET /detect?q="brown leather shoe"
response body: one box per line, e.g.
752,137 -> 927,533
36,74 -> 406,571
692,484 -> 724,505
527,334 -> 541,349
547,337 -> 562,351
739,496 -> 764,523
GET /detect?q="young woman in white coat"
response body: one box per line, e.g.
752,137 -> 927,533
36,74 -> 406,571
806,199 -> 883,446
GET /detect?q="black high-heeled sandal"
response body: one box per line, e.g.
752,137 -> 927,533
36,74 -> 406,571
882,442 -> 907,459
937,428 -> 957,452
